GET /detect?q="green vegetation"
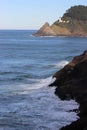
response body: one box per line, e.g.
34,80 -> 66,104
62,5 -> 87,21
53,5 -> 87,33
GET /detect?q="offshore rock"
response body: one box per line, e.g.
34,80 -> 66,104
50,50 -> 87,130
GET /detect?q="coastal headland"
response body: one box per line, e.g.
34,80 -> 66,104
34,5 -> 87,37
49,50 -> 87,130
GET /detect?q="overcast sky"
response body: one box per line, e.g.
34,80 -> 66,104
0,0 -> 87,30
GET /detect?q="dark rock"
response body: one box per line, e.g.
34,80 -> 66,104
50,50 -> 87,130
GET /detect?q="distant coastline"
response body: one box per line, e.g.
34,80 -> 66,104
33,5 -> 87,37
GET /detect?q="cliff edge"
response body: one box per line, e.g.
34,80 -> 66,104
50,50 -> 87,130
34,5 -> 87,37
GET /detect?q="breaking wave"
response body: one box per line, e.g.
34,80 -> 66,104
55,60 -> 69,68
17,76 -> 56,94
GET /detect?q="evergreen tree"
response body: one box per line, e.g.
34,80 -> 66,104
63,5 -> 87,21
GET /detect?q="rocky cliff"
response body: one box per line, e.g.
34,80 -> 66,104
49,50 -> 87,130
34,22 -> 71,36
34,5 -> 87,37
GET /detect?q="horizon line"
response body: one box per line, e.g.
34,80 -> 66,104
0,29 -> 38,31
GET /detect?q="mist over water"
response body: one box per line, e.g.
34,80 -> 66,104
0,30 -> 87,129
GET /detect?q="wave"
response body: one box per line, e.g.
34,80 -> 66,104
0,76 -> 56,95
55,60 -> 69,68
15,76 -> 56,94
23,76 -> 56,90
43,60 -> 69,70
34,76 -> 56,88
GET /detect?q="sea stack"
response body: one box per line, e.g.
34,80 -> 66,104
50,50 -> 87,130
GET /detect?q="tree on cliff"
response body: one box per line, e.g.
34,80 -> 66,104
62,5 -> 87,21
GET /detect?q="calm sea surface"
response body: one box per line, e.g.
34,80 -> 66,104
0,30 -> 87,130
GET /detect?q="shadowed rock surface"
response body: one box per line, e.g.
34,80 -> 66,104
49,50 -> 87,130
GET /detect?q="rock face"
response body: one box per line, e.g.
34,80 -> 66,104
34,22 -> 57,36
50,50 -> 87,130
34,21 -> 87,37
34,22 -> 71,36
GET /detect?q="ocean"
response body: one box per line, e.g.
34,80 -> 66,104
0,30 -> 87,130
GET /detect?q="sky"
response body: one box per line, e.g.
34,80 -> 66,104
0,0 -> 87,30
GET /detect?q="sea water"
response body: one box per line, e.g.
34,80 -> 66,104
0,30 -> 87,130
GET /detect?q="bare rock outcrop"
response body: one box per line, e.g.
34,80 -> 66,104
34,22 -> 57,36
33,22 -> 71,36
49,50 -> 87,130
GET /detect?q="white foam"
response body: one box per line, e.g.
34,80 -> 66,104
36,76 -> 55,88
29,77 -> 56,89
17,77 -> 56,94
55,60 -> 69,68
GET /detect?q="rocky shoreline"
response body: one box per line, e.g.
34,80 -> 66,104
49,50 -> 87,130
